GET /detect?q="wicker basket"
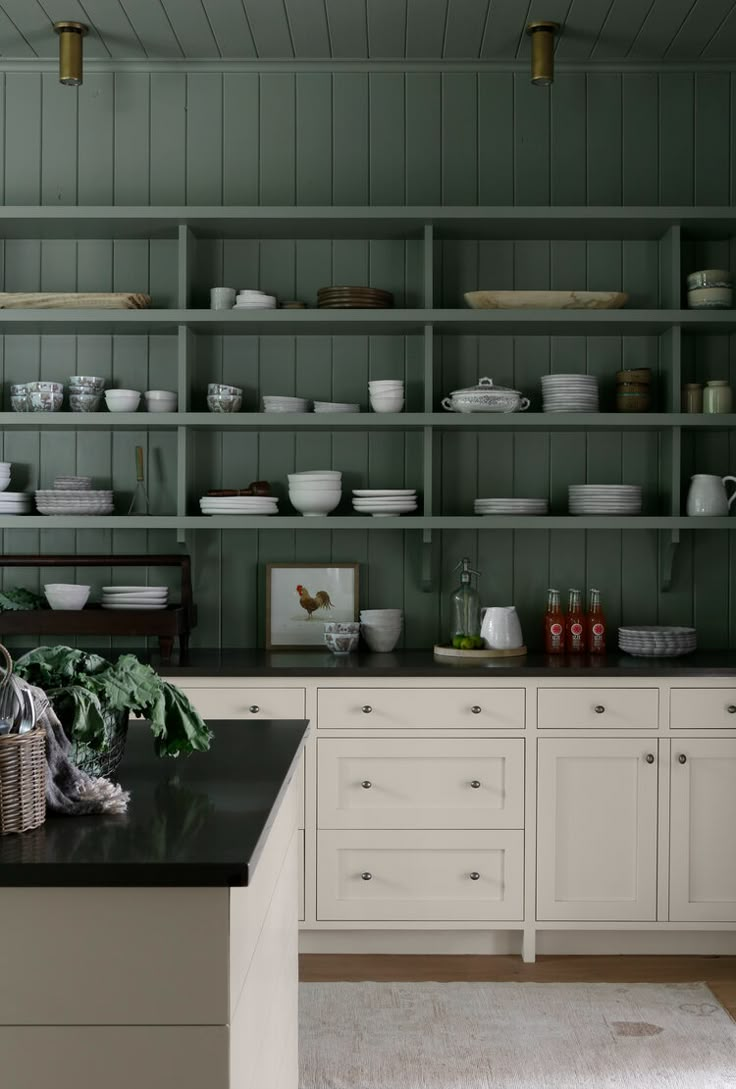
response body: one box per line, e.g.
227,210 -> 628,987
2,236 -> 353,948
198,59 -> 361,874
0,727 -> 46,835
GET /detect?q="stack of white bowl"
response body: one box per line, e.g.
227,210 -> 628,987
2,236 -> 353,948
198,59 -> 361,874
234,290 -> 277,310
289,471 -> 342,517
542,374 -> 599,413
313,401 -> 360,413
263,395 -> 310,414
199,494 -> 279,516
369,379 -> 404,413
568,484 -> 642,515
0,463 -> 30,516
618,625 -> 696,657
474,497 -> 548,516
352,489 -> 417,517
360,609 -> 403,653
102,585 -> 169,611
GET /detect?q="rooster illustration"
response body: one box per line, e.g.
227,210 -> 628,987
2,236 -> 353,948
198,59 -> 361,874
296,584 -> 334,619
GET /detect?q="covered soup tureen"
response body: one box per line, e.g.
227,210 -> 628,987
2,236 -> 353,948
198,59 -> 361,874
442,377 -> 530,414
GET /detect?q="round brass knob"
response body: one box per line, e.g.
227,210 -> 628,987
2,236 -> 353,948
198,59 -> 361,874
362,705 -> 372,714
470,780 -> 481,789
469,872 -> 480,881
594,705 -> 605,714
471,706 -> 482,714
361,872 -> 372,881
361,780 -> 372,789
645,753 -> 655,764
678,753 -> 687,764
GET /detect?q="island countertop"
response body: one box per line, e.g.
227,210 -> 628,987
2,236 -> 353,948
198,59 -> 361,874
0,718 -> 308,888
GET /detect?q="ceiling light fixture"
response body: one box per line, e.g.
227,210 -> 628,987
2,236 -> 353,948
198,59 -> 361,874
526,21 -> 559,87
54,21 -> 88,86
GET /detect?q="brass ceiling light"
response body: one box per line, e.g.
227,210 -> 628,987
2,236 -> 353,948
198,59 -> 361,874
54,21 -> 89,86
526,21 -> 559,86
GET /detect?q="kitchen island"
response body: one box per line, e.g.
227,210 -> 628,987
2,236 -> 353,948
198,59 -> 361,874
0,717 -> 308,1089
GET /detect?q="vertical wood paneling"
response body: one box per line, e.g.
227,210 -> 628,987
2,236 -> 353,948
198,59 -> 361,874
150,74 -> 186,205
405,73 -> 442,205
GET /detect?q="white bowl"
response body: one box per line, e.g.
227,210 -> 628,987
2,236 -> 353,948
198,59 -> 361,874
362,626 -> 402,652
44,583 -> 91,610
370,397 -> 405,414
144,390 -> 177,409
289,490 -> 341,516
105,390 -> 140,412
289,483 -> 342,493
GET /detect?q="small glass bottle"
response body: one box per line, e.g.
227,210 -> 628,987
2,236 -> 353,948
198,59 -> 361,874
450,557 -> 481,645
543,588 -> 564,655
586,588 -> 607,655
565,588 -> 585,654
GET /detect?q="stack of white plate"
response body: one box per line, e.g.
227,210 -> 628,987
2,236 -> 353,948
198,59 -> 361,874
619,625 -> 697,657
474,497 -> 548,516
0,462 -> 11,493
568,485 -> 642,515
542,374 -> 599,413
0,492 -> 31,515
35,489 -> 114,515
313,401 -> 360,413
352,489 -> 417,517
234,290 -> 277,309
102,585 -> 169,611
262,395 -> 310,414
54,475 -> 91,490
199,495 -> 279,516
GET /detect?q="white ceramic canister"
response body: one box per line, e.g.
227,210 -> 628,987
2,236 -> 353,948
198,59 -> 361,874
686,473 -> 736,516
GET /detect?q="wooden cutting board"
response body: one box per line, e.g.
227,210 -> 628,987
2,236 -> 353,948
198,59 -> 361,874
0,292 -> 152,309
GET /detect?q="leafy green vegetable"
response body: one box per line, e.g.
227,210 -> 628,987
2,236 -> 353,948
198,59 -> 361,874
0,587 -> 45,612
15,645 -> 212,759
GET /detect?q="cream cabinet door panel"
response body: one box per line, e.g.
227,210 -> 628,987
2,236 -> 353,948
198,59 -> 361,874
537,687 -> 658,730
317,687 -> 525,730
317,738 -> 524,829
317,829 -> 523,921
670,740 -> 736,922
670,688 -> 736,730
537,739 -> 658,921
177,686 -> 305,722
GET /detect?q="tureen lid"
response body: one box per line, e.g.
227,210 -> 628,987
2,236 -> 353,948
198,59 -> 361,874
448,377 -> 521,397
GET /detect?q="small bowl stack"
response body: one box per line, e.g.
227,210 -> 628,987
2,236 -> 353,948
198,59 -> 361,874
619,625 -> 696,657
263,394 -> 309,413
324,621 -> 360,656
317,286 -> 393,309
568,484 -> 642,515
289,471 -> 342,517
69,375 -> 105,412
207,383 -> 243,412
369,379 -> 404,413
542,374 -> 599,413
352,489 -> 417,517
102,585 -> 169,611
17,382 -> 64,413
360,609 -> 403,653
313,401 -> 360,413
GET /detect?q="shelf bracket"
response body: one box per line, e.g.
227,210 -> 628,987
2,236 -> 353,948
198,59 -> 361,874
421,529 -> 434,592
661,530 -> 679,592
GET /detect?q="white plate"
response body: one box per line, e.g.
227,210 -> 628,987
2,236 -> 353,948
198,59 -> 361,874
353,489 -> 416,497
102,602 -> 169,611
102,585 -> 167,593
353,498 -> 418,505
201,508 -> 279,516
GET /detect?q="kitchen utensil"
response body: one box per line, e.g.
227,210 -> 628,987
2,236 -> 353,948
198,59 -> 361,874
464,290 -> 628,310
686,474 -> 736,516
127,445 -> 149,515
480,605 -> 524,650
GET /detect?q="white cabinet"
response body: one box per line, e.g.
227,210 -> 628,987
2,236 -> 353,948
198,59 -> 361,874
537,738 -> 658,922
537,688 -> 658,730
317,687 -> 525,730
670,689 -> 736,730
670,739 -> 736,922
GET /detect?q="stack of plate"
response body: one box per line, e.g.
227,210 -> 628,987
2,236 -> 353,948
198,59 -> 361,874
568,485 -> 642,515
542,374 -> 599,413
35,489 -> 114,516
262,395 -> 310,414
53,475 -> 92,490
313,401 -> 360,413
352,489 -> 417,517
199,494 -> 279,516
234,290 -> 277,310
102,585 -> 169,611
0,492 -> 31,516
474,497 -> 548,516
317,286 -> 393,309
619,625 -> 697,657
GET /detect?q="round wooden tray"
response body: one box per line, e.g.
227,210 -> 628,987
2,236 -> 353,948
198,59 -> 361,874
433,643 -> 528,659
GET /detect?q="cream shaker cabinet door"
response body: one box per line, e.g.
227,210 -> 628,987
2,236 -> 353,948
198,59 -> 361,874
317,738 -> 524,829
537,739 -> 658,922
670,740 -> 736,922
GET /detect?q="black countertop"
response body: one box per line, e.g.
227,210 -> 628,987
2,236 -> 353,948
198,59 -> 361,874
0,718 -> 308,888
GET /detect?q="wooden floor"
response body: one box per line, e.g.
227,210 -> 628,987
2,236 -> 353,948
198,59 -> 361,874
300,955 -> 736,1020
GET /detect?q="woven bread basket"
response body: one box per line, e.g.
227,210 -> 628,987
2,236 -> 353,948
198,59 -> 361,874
0,643 -> 46,835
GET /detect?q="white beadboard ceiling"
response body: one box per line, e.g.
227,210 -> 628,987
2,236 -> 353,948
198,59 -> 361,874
0,0 -> 734,62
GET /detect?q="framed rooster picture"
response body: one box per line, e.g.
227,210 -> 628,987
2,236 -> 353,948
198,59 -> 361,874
265,562 -> 359,649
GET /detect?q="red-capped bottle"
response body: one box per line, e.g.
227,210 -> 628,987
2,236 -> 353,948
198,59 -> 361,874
586,588 -> 607,655
543,588 -> 564,655
565,588 -> 585,654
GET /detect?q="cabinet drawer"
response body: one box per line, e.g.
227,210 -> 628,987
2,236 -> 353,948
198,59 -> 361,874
537,688 -> 658,730
177,686 -> 305,722
670,688 -> 736,729
317,829 -> 523,921
317,738 -> 524,829
317,688 -> 525,730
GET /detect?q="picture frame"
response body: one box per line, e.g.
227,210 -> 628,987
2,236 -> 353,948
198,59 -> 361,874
266,562 -> 360,650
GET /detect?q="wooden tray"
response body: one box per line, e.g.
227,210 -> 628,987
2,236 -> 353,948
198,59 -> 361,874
433,643 -> 528,659
0,292 -> 151,309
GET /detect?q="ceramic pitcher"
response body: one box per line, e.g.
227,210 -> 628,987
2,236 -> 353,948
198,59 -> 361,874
480,606 -> 524,650
686,474 -> 736,516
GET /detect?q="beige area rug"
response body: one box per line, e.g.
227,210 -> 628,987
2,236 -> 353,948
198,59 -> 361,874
299,981 -> 736,1089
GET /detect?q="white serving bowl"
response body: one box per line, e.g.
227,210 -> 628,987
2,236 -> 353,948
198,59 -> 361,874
289,489 -> 341,516
362,626 -> 402,653
44,583 -> 91,610
105,389 -> 141,412
144,390 -> 178,412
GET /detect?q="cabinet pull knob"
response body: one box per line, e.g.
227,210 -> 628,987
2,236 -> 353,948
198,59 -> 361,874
471,705 -> 482,714
594,705 -> 605,714
678,753 -> 687,764
249,705 -> 260,714
469,872 -> 480,881
361,780 -> 372,789
728,705 -> 736,714
361,872 -> 372,881
645,753 -> 655,764
470,780 -> 481,789
362,705 -> 372,714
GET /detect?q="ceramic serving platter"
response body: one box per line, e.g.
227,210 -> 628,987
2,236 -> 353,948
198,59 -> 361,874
465,290 -> 629,310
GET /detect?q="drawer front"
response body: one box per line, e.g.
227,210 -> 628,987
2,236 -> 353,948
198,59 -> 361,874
537,688 -> 658,730
317,738 -> 524,829
177,686 -> 305,722
670,688 -> 736,730
317,688 -> 525,730
317,829 -> 523,921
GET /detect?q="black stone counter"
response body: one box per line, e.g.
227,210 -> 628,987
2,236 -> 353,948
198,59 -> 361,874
0,718 -> 308,887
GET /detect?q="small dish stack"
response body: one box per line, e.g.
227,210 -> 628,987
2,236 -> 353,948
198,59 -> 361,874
199,493 -> 279,516
317,286 -> 393,309
369,380 -> 404,413
352,489 -> 417,517
36,476 -> 113,516
542,374 -> 599,413
289,471 -> 342,517
262,395 -> 310,414
360,609 -> 403,653
619,625 -> 696,657
102,585 -> 169,611
568,484 -> 642,515
234,290 -> 277,310
313,401 -> 360,413
474,497 -> 548,516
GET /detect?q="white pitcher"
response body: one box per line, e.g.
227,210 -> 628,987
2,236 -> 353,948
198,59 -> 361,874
480,606 -> 524,650
686,474 -> 736,517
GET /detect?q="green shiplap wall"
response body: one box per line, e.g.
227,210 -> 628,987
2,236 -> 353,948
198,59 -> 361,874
0,67 -> 735,649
